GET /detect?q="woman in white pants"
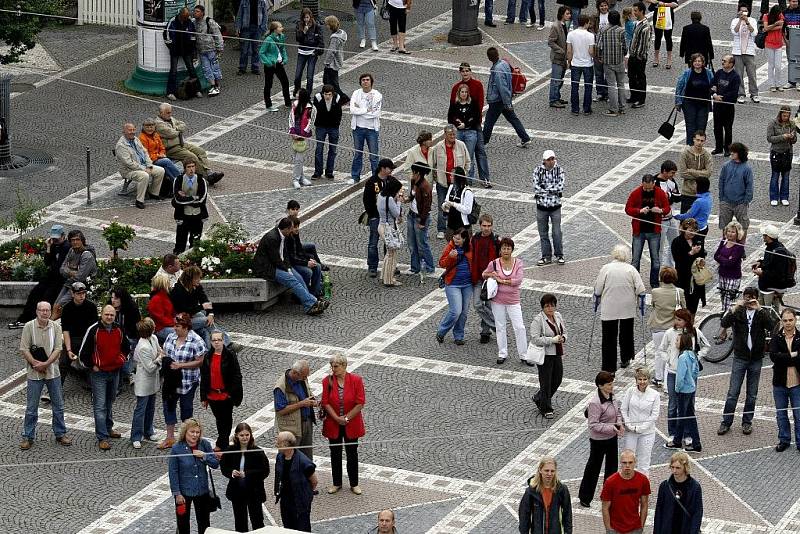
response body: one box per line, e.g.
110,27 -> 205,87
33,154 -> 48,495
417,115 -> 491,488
649,267 -> 686,388
482,237 -> 527,365
620,367 -> 660,475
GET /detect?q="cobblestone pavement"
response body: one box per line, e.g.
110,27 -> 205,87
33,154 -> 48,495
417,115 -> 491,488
3,0 -> 800,532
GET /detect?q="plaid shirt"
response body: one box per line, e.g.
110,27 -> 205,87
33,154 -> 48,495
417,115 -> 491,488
532,163 -> 565,209
630,18 -> 653,60
164,330 -> 206,394
597,26 -> 627,66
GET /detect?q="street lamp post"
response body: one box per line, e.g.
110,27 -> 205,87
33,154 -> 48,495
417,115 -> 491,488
448,0 -> 482,46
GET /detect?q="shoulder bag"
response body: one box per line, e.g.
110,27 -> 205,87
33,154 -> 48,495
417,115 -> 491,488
658,107 -> 678,140
207,464 -> 222,511
480,259 -> 499,301
525,315 -> 547,366
691,257 -> 713,287
381,196 -> 404,250
379,0 -> 391,20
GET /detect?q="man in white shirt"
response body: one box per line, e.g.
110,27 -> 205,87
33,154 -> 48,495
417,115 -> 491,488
348,73 -> 383,184
155,253 -> 182,289
567,14 -> 596,115
731,5 -> 759,103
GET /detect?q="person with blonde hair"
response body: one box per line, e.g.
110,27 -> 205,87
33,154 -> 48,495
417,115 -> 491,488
620,368 -> 660,474
168,418 -> 220,534
594,244 -> 646,371
148,273 -> 175,343
653,451 -> 703,533
518,456 -> 572,533
713,220 -> 746,342
600,450 -> 651,534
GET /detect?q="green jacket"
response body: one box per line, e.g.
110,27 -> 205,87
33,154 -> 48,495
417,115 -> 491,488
259,32 -> 288,67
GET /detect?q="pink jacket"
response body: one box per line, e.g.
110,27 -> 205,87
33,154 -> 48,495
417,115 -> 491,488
483,257 -> 523,305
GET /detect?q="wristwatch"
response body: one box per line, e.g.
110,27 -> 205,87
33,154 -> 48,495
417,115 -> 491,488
344,416 -> 350,423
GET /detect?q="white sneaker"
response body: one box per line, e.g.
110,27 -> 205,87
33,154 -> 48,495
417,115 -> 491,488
537,24 -> 546,30
359,39 -> 366,48
751,95 -> 760,103
782,199 -> 790,206
436,231 -> 445,239
293,180 -> 301,189
132,441 -> 142,449
771,86 -> 778,92
737,95 -> 746,103
525,21 -> 534,27
167,93 -> 177,101
267,105 -> 281,112
300,177 -> 312,186
208,87 -> 220,96
345,178 -> 356,185
371,41 -> 379,51
771,200 -> 779,206
784,83 -> 794,89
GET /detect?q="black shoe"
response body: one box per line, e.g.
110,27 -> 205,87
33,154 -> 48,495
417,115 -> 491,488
146,193 -> 163,200
311,174 -> 322,180
306,300 -> 325,316
583,110 -> 592,115
206,171 -> 224,185
251,69 -> 261,75
544,411 -> 554,419
684,444 -> 702,453
7,321 -> 25,329
717,423 -> 731,435
497,357 -> 506,364
479,333 -> 491,344
558,99 -> 568,104
320,264 -> 330,272
711,149 -> 723,155
368,271 -> 378,278
436,333 -> 444,344
485,21 -> 497,27
549,101 -> 566,108
454,339 -> 465,346
776,442 -> 790,452
631,102 -> 645,109
723,151 -> 730,157
663,441 -> 681,449
742,423 -> 753,435
135,201 -> 145,209
324,174 -> 335,180
237,70 -> 246,75
620,360 -> 630,369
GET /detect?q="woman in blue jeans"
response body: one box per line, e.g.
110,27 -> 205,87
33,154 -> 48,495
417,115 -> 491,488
766,105 -> 796,206
769,308 -> 800,452
436,228 -> 474,345
674,53 -> 713,145
448,83 -> 481,182
353,0 -> 378,50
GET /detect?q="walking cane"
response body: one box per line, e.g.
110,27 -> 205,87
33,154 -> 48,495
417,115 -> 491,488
588,295 -> 600,362
638,294 -> 647,364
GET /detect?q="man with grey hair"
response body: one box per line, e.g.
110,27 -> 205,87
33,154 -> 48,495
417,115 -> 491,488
594,244 -> 646,372
274,360 -> 317,459
155,103 -> 224,184
430,124 -> 471,239
275,430 -> 317,532
115,122 -> 165,209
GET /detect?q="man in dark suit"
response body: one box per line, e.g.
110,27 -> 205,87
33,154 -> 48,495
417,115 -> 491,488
253,218 -> 325,316
679,11 -> 714,67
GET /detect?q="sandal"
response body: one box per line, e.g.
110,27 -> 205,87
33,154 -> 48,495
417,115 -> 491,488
652,62 -> 659,67
665,64 -> 672,69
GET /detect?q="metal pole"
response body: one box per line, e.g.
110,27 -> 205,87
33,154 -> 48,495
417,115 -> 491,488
86,146 -> 92,205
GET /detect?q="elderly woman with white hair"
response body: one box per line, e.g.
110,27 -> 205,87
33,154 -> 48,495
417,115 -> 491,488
321,354 -> 366,496
620,367 -> 660,475
593,244 -> 646,372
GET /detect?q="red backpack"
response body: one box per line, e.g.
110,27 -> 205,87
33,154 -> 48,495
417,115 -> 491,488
504,57 -> 527,95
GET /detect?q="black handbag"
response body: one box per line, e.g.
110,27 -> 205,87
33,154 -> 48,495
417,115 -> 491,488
770,149 -> 794,172
207,465 -> 222,512
658,107 -> 679,140
379,0 -> 390,20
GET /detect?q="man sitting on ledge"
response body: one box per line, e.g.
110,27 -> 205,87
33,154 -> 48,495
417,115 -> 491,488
253,218 -> 327,316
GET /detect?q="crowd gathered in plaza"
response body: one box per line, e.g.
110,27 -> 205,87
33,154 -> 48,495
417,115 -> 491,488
9,0 -> 800,532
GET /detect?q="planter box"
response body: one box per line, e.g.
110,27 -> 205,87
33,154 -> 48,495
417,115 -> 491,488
0,281 -> 37,306
201,278 -> 288,311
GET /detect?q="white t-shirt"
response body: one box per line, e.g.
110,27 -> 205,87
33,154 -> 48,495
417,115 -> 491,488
388,0 -> 405,7
567,28 -> 595,67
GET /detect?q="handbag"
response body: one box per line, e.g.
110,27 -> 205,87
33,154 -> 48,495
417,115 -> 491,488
755,28 -> 767,49
480,259 -> 499,301
381,196 -> 404,250
691,257 -> 713,286
379,0 -> 390,20
291,138 -> 308,153
658,107 -> 678,140
318,376 -> 332,421
525,316 -> 547,366
770,149 -> 794,172
655,5 -> 669,30
358,210 -> 370,225
207,465 -> 222,512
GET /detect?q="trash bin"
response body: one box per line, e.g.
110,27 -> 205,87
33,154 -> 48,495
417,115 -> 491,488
448,0 -> 482,46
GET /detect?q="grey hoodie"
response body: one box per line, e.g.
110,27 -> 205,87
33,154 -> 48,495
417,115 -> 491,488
324,29 -> 347,71
194,16 -> 224,54
59,245 -> 98,287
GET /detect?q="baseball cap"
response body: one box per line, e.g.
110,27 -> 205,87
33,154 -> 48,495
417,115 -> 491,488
542,150 -> 556,161
761,224 -> 780,239
70,282 -> 87,292
378,158 -> 396,170
49,224 -> 65,238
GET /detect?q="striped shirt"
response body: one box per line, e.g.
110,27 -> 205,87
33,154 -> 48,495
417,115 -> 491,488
630,18 -> 653,60
597,26 -> 628,66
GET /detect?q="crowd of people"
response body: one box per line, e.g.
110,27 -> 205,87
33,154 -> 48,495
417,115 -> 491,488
11,0 -> 800,532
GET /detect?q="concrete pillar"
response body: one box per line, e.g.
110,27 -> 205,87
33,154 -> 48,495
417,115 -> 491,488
0,74 -> 11,163
448,0 -> 482,46
125,0 -> 199,95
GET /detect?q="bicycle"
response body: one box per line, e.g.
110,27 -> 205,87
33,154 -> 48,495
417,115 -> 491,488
698,289 -> 797,363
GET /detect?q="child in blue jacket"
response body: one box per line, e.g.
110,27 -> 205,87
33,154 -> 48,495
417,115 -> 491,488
673,331 -> 702,452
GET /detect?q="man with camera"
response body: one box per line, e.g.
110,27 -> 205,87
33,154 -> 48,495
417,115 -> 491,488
753,224 -> 795,311
718,286 -> 778,436
274,359 -> 318,460
19,301 -> 72,450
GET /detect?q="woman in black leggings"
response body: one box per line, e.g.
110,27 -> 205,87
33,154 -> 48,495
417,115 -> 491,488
648,0 -> 679,68
387,0 -> 412,54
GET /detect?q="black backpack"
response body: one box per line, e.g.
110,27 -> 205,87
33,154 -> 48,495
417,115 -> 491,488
783,248 -> 797,288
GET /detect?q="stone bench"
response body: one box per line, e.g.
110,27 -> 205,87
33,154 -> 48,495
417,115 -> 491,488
0,278 -> 287,311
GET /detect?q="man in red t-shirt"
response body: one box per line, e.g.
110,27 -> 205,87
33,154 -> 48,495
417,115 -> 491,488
600,449 -> 651,533
449,62 -> 492,187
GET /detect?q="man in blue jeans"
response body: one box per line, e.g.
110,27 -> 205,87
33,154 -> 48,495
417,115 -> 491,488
363,159 -> 401,277
566,14 -> 595,115
312,85 -> 343,180
19,302 -> 72,450
348,73 -> 383,184
718,287 -> 778,436
533,150 -> 566,265
80,305 -> 130,450
483,47 -> 531,148
235,0 -> 269,75
484,0 -> 497,26
548,6 -> 572,108
624,174 -> 671,288
253,219 -> 326,315
287,217 -> 323,298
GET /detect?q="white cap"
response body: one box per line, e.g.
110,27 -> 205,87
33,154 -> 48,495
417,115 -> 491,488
542,150 -> 556,161
761,224 -> 780,239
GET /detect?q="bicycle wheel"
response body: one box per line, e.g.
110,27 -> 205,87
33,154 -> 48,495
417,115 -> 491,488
698,313 -> 734,363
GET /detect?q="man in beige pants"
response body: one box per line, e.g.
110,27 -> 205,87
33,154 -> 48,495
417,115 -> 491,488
114,123 -> 165,209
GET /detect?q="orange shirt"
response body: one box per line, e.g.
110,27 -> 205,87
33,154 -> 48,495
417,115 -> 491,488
138,131 -> 167,162
541,487 -> 553,532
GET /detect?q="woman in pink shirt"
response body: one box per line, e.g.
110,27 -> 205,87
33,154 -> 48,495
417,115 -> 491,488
483,237 -> 528,365
763,6 -> 786,92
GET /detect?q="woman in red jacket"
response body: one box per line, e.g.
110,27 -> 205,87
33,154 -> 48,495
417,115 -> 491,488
321,353 -> 366,496
148,273 -> 175,344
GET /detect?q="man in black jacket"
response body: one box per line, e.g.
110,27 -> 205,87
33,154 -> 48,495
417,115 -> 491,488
286,217 -> 324,299
312,85 -> 343,180
164,7 -> 201,101
678,12 -> 714,67
754,224 -> 795,311
363,159 -> 401,278
710,55 -> 741,156
253,219 -> 325,315
718,286 -> 779,436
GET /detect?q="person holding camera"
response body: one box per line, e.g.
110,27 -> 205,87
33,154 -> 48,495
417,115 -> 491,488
19,301 -> 72,450
578,371 -> 623,507
671,218 -> 707,314
717,286 -> 779,436
274,360 -> 318,460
